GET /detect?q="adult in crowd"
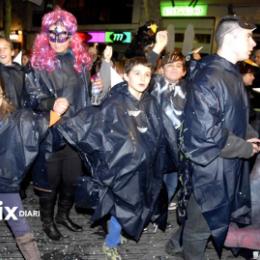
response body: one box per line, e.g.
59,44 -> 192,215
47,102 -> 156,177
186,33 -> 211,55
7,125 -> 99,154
166,15 -> 260,259
24,7 -> 96,241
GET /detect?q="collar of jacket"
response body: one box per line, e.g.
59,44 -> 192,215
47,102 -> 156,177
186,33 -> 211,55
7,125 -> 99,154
188,54 -> 239,81
110,81 -> 151,103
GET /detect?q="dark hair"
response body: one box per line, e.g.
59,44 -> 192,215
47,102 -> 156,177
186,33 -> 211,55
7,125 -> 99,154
0,77 -> 14,119
215,15 -> 256,47
161,51 -> 186,70
0,36 -> 14,50
238,61 -> 257,75
125,20 -> 158,58
124,56 -> 153,74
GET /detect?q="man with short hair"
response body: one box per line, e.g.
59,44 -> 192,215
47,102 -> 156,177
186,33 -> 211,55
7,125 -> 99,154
166,16 -> 260,259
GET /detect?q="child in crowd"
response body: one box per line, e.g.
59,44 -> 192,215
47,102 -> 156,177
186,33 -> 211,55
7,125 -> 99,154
0,78 -> 68,259
58,56 -> 178,260
150,51 -> 187,210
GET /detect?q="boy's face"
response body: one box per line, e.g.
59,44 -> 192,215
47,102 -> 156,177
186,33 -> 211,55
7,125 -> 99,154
163,60 -> 186,83
0,39 -> 14,66
124,64 -> 152,100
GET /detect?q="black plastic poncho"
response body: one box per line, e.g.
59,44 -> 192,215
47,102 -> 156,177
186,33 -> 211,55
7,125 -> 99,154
0,110 -> 48,192
58,82 -> 177,240
183,55 -> 252,252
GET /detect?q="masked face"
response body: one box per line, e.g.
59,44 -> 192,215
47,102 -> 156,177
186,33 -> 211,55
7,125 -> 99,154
48,24 -> 71,53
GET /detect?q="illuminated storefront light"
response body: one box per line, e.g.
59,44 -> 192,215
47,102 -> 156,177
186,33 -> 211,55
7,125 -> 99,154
86,31 -> 131,44
160,1 -> 208,17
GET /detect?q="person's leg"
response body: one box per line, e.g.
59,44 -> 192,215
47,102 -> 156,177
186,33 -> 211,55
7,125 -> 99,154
103,216 -> 122,260
0,193 -> 41,260
0,193 -> 31,237
19,169 -> 32,200
182,195 -> 211,260
56,145 -> 83,232
105,216 -> 122,247
163,172 -> 178,203
165,226 -> 184,257
38,152 -> 63,240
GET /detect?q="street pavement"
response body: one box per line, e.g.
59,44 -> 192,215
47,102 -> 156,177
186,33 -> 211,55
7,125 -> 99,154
0,185 -> 250,260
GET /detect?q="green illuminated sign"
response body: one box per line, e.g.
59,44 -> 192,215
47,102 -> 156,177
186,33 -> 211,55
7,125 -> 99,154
160,1 -> 208,17
105,32 -> 131,43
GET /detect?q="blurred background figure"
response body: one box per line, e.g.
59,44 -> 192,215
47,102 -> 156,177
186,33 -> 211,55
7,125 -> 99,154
240,59 -> 260,135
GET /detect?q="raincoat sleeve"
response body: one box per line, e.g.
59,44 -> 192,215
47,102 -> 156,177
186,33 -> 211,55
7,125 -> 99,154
0,109 -> 49,191
219,123 -> 257,159
220,131 -> 253,159
24,69 -> 55,111
17,110 -> 49,167
183,79 -> 229,166
57,106 -> 105,154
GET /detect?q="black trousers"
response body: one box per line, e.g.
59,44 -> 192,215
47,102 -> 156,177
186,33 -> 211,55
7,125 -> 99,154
182,195 -> 211,260
46,144 -> 83,197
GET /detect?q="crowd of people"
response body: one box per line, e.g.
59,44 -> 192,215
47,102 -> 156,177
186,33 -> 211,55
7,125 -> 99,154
1,5 -> 260,260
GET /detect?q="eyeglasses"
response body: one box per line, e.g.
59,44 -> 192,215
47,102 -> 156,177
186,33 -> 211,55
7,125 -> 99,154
48,30 -> 71,43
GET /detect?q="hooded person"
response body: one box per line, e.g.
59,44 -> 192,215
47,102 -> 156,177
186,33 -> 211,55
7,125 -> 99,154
0,76 -> 69,259
166,15 -> 260,259
57,56 -> 178,259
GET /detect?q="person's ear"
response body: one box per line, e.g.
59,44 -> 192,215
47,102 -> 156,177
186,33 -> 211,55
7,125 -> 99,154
123,73 -> 128,82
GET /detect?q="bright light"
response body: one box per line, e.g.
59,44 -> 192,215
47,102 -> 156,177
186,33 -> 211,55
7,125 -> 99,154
87,31 -> 132,44
160,1 -> 208,17
9,32 -> 19,41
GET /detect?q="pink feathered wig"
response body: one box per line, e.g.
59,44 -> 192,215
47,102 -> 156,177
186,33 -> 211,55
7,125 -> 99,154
30,7 -> 91,73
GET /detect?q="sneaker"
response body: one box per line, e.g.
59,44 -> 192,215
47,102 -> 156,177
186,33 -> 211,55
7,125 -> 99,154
168,202 -> 177,211
120,235 -> 127,245
102,243 -> 122,260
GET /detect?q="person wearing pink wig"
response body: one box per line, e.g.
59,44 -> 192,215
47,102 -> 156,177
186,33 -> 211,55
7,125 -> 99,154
24,7 -> 94,241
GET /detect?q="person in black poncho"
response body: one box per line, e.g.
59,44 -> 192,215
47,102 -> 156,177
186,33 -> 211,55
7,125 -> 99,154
58,56 -> 178,260
24,7 -> 102,241
0,77 -> 69,259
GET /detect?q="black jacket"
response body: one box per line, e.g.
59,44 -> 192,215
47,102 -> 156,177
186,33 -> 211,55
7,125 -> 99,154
0,110 -> 48,193
183,54 -> 254,252
58,82 -> 177,240
24,51 -> 91,190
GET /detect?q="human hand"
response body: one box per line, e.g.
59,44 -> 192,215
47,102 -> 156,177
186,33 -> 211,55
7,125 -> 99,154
153,30 -> 168,54
247,138 -> 260,155
53,97 -> 69,115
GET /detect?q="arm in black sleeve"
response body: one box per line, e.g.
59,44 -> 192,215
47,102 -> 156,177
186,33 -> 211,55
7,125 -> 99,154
220,131 -> 253,159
